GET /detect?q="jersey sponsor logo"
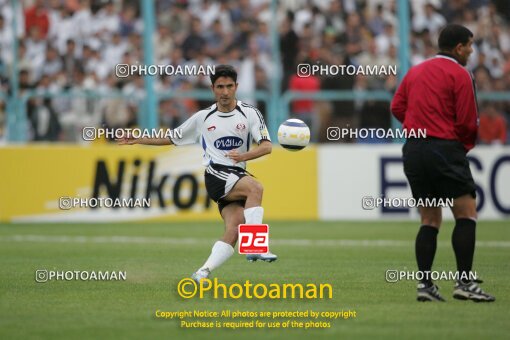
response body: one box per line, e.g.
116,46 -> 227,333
214,136 -> 244,150
236,123 -> 246,130
207,125 -> 216,131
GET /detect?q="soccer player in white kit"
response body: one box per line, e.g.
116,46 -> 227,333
117,65 -> 277,285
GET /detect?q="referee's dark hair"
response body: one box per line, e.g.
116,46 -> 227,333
438,24 -> 473,51
210,65 -> 237,85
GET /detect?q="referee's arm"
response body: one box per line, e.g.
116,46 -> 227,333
390,74 -> 409,123
454,72 -> 479,151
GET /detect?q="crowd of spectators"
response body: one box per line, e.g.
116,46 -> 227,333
0,0 -> 508,143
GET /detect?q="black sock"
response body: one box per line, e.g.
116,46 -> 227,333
452,218 -> 476,283
415,225 -> 439,285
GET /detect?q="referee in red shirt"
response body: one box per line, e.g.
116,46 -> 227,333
391,24 -> 495,302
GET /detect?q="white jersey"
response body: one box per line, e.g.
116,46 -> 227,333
169,100 -> 271,169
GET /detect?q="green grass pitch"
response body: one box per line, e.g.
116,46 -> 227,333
0,221 -> 508,339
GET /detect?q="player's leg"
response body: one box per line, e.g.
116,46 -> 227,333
432,140 -> 495,302
417,206 -> 442,283
192,170 -> 240,285
224,176 -> 277,262
220,202 -> 245,247
191,203 -> 244,285
415,206 -> 444,301
417,207 -> 442,279
403,139 -> 444,301
450,193 -> 477,281
450,194 -> 495,301
224,175 -> 263,209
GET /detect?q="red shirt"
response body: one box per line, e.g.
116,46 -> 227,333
479,114 -> 507,144
391,54 -> 479,151
25,6 -> 50,38
289,74 -> 320,113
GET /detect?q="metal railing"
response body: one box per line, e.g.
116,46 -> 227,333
3,89 -> 508,143
2,89 -> 271,142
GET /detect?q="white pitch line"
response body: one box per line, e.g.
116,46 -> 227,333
0,235 -> 509,248
0,235 -> 207,245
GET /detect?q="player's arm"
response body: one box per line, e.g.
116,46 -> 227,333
454,72 -> 478,151
228,107 -> 272,163
117,134 -> 173,145
117,112 -> 201,146
228,140 -> 272,163
390,74 -> 408,123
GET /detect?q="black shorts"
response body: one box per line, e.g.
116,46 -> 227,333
204,164 -> 249,213
402,138 -> 476,200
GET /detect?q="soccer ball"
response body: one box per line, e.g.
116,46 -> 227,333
277,119 -> 310,151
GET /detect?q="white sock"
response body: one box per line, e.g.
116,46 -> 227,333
244,206 -> 264,224
244,207 -> 271,255
199,241 -> 234,272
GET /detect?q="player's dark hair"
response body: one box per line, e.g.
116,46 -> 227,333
438,24 -> 473,51
210,64 -> 237,85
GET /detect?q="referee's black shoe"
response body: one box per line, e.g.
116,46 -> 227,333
453,279 -> 495,302
417,282 -> 446,302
